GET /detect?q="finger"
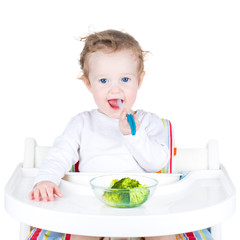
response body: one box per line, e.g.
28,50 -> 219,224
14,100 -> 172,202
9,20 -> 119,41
39,188 -> 48,202
120,109 -> 127,120
133,114 -> 140,129
46,187 -> 54,201
133,113 -> 139,122
29,191 -> 34,200
33,188 -> 40,202
53,185 -> 63,198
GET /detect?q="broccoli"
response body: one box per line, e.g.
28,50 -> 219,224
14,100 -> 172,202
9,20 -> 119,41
111,177 -> 140,189
102,177 -> 149,208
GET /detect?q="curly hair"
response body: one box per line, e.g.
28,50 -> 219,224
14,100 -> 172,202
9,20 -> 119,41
79,29 -> 147,81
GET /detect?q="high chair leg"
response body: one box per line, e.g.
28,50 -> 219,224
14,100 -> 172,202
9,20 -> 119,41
211,224 -> 221,240
20,223 -> 31,240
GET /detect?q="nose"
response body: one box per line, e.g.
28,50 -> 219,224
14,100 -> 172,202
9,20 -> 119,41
109,82 -> 122,94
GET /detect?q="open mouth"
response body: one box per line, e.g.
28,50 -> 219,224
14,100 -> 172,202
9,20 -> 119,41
108,99 -> 122,110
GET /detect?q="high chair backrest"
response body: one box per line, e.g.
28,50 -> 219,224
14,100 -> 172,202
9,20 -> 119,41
23,138 -> 49,168
23,138 -> 220,171
174,140 -> 220,171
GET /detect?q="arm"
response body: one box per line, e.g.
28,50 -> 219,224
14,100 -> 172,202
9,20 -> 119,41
30,115 -> 82,201
120,111 -> 170,172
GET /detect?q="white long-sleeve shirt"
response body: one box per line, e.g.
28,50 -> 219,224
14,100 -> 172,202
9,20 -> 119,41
35,109 -> 170,186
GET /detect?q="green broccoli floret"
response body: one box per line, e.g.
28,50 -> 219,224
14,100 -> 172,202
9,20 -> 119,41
129,187 -> 149,207
111,177 -> 140,189
102,177 -> 149,208
102,188 -> 130,207
109,179 -> 119,188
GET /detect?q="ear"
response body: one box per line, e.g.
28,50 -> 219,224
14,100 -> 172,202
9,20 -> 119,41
138,71 -> 145,88
79,75 -> 92,91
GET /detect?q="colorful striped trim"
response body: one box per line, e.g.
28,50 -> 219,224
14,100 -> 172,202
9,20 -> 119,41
157,119 -> 173,174
27,228 -> 71,240
71,160 -> 79,172
169,120 -> 173,173
26,228 -> 42,240
63,233 -> 71,240
27,228 -> 212,239
44,231 -> 51,239
175,234 -> 184,240
174,229 -> 213,240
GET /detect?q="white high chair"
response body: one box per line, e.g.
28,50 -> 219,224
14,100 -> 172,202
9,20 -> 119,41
5,138 -> 236,240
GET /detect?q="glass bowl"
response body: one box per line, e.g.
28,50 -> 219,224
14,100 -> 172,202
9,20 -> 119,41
90,174 -> 158,208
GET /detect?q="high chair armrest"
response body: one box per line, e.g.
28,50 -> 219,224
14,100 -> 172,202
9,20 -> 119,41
23,138 -> 36,168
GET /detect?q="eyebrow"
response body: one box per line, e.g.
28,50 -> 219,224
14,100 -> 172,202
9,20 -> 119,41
94,73 -> 137,79
122,73 -> 136,76
96,75 -> 107,78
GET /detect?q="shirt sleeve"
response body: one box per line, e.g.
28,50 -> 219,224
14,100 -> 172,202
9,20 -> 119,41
33,115 -> 82,186
122,112 -> 170,172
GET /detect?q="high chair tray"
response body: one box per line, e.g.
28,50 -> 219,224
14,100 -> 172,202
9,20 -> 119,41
5,164 -> 236,237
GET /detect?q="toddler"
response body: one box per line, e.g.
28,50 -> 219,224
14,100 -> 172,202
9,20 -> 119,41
28,29 -> 171,240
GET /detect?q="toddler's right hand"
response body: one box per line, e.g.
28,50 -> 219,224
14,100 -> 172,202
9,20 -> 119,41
119,109 -> 140,135
29,181 -> 62,202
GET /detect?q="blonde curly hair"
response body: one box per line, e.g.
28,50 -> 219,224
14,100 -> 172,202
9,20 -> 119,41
79,29 -> 147,82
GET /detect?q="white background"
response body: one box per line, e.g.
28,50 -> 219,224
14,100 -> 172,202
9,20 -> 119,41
0,0 -> 239,238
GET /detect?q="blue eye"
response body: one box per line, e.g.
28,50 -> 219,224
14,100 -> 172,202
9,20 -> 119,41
100,78 -> 108,84
122,77 -> 130,82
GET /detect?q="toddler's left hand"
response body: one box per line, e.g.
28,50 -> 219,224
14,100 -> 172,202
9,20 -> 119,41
119,109 -> 140,135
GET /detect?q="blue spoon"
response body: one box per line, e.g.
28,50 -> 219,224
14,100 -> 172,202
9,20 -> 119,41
117,99 -> 136,136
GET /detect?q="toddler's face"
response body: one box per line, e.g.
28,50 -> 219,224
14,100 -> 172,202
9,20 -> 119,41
84,49 -> 144,119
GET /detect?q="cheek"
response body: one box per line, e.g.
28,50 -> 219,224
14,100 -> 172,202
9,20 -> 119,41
91,88 -> 106,105
128,93 -> 137,104
125,86 -> 138,105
